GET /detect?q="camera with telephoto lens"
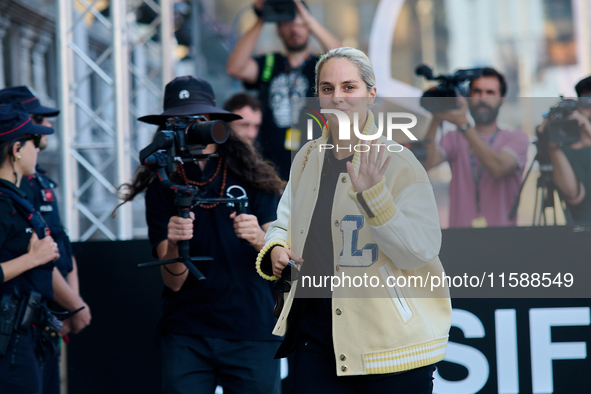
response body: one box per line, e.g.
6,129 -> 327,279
139,116 -> 229,173
544,98 -> 580,145
415,64 -> 483,113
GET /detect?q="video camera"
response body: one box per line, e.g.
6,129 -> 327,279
138,116 -> 243,281
262,0 -> 296,22
415,64 -> 483,113
543,98 -> 580,146
139,116 -> 229,175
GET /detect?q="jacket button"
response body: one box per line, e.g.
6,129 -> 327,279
300,230 -> 304,234
340,354 -> 346,361
341,176 -> 347,183
341,365 -> 348,372
334,220 -> 340,227
335,308 -> 342,315
336,264 -> 340,272
313,187 -> 316,191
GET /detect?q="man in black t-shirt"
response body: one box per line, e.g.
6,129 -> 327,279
227,0 -> 341,180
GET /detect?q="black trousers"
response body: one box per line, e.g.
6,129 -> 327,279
290,338 -> 435,394
160,334 -> 281,394
0,328 -> 44,394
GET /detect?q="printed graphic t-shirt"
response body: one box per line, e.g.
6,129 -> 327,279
246,53 -> 319,181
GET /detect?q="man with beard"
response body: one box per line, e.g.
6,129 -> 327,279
543,76 -> 591,224
423,67 -> 529,227
224,92 -> 262,148
227,0 -> 341,180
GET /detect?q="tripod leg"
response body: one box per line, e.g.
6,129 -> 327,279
533,187 -> 540,226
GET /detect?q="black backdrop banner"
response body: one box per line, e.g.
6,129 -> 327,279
68,227 -> 590,393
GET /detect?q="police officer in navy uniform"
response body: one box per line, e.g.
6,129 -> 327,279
0,86 -> 92,394
0,103 -> 60,393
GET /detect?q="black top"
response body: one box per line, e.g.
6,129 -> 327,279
277,147 -> 353,357
145,158 -> 281,341
246,53 -> 320,181
20,166 -> 73,277
562,146 -> 591,224
0,179 -> 53,300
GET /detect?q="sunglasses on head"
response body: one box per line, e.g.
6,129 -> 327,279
19,134 -> 42,149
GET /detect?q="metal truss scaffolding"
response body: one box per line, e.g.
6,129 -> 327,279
56,0 -> 173,241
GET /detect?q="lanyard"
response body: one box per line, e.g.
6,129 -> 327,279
469,128 -> 499,214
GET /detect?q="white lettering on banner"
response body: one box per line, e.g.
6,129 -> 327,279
433,309 -> 489,394
339,215 -> 378,267
432,307 -> 590,393
317,109 -> 418,142
495,309 -> 519,394
529,307 -> 590,393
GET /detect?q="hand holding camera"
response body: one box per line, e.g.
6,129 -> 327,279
167,212 -> 196,246
568,111 -> 591,150
229,212 -> 266,251
540,98 -> 591,152
432,96 -> 471,129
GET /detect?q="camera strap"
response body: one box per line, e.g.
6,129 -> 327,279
469,128 -> 499,214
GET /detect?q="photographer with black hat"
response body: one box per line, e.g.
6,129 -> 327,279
539,76 -> 591,224
118,76 -> 285,393
0,104 -> 60,393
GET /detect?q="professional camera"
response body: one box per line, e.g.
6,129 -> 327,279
544,98 -> 580,145
137,116 -> 237,281
262,0 -> 296,22
139,115 -> 229,174
415,64 -> 483,113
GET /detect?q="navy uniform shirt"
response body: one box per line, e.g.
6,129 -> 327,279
20,167 -> 73,277
0,179 -> 53,300
145,158 -> 281,341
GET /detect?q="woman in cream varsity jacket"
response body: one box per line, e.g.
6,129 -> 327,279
256,47 -> 452,393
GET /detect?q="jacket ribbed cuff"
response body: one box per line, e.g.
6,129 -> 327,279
349,177 -> 397,226
256,240 -> 288,281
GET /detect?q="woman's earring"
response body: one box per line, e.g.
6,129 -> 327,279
14,155 -> 21,162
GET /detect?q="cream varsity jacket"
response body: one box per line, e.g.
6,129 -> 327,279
256,112 -> 452,376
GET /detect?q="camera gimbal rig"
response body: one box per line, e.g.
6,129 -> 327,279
137,117 -> 248,280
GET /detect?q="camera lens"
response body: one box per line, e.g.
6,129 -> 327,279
185,120 -> 229,145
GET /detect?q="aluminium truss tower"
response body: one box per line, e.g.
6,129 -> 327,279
56,0 -> 174,241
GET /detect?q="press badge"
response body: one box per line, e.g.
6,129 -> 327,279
284,128 -> 301,151
471,216 -> 488,228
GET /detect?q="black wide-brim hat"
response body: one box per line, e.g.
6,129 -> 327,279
138,76 -> 242,125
